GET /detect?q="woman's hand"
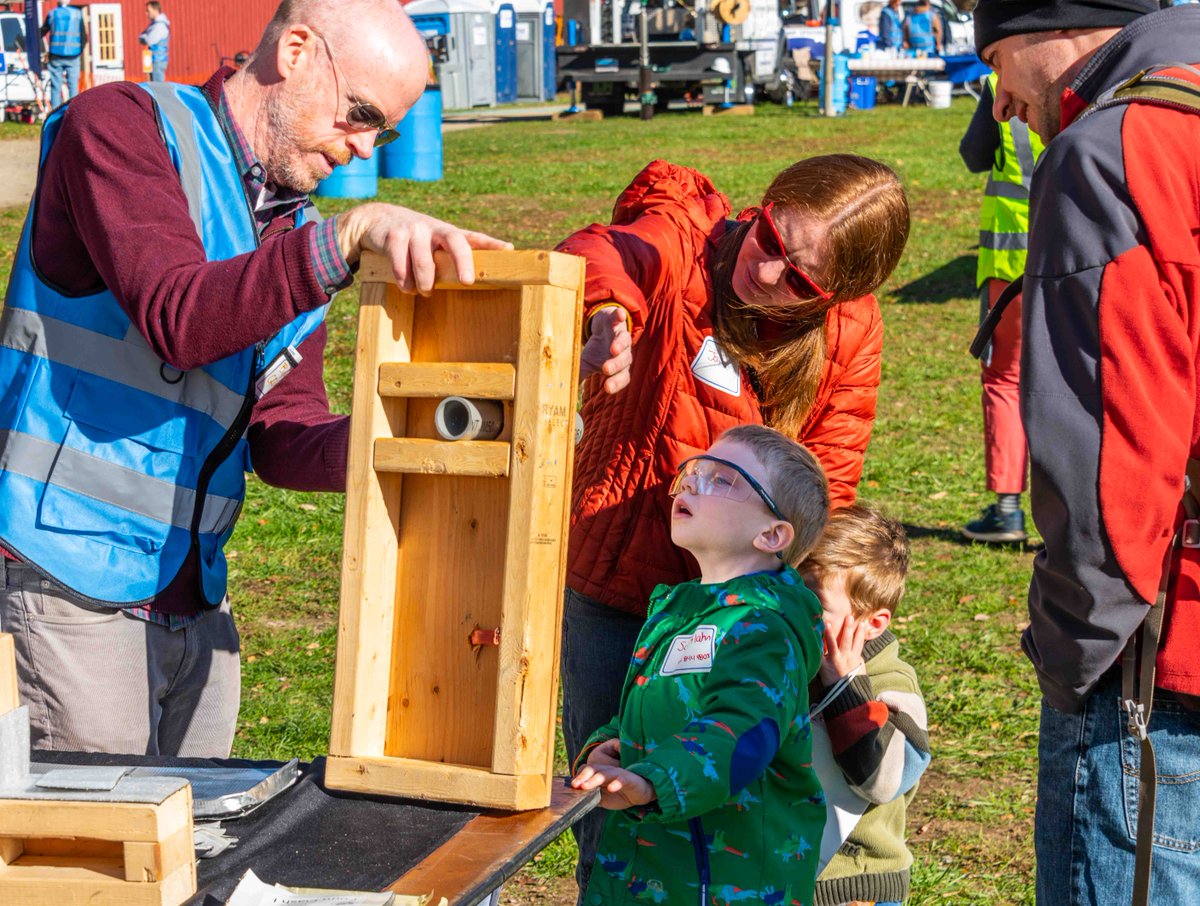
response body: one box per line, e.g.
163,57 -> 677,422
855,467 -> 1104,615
570,763 -> 656,810
586,737 -> 622,768
580,307 -> 632,394
819,615 -> 867,686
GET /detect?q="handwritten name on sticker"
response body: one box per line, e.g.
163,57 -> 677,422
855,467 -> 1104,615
660,625 -> 719,676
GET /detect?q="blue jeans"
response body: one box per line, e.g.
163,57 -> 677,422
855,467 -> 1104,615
150,60 -> 167,82
560,588 -> 646,900
1036,669 -> 1200,904
47,55 -> 81,107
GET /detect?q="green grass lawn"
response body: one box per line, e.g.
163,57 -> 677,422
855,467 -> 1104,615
0,95 -> 1039,904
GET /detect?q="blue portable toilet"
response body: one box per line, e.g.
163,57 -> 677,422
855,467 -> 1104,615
408,0 -> 497,109
314,154 -> 379,199
494,0 -> 518,104
513,0 -> 556,102
541,0 -> 556,101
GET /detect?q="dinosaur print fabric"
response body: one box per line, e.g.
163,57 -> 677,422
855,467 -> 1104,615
574,567 -> 826,906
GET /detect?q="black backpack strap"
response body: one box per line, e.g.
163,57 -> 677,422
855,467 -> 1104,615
969,275 -> 1023,359
1120,456 -> 1200,906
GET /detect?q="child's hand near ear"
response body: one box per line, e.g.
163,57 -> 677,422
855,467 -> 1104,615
820,616 -> 867,686
571,762 -> 656,810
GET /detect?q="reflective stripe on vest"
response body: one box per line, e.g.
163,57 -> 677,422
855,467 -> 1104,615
47,6 -> 84,57
907,11 -> 934,52
0,82 -> 329,606
978,72 -> 1045,286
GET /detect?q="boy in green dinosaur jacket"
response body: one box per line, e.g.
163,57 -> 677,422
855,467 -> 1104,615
571,425 -> 829,906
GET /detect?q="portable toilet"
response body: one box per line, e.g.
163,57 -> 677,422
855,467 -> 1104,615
513,0 -> 556,102
407,0 -> 497,109
494,0 -> 518,104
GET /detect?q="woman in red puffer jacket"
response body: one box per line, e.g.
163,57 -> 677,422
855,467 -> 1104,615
557,155 -> 910,897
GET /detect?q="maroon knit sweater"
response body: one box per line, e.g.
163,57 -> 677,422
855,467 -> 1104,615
4,70 -> 350,617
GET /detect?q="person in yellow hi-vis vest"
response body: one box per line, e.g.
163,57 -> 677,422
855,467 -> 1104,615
959,71 -> 1044,543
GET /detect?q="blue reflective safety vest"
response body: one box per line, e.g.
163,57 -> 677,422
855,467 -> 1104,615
145,16 -> 170,67
906,11 -> 935,53
0,82 -> 329,606
47,5 -> 84,58
878,6 -> 902,50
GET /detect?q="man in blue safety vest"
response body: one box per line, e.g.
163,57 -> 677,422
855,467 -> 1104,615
0,0 -> 533,759
139,1 -> 171,82
40,0 -> 87,107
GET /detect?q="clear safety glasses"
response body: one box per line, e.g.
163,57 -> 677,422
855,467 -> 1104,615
668,455 -> 787,521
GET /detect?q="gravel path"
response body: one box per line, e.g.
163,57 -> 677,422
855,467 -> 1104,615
0,139 -> 38,209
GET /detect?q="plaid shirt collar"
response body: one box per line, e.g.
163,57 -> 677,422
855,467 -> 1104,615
203,67 -> 309,222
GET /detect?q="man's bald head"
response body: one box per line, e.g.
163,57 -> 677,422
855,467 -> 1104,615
251,0 -> 427,120
225,0 -> 429,192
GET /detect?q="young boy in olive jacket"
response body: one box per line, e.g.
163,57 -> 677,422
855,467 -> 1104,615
571,425 -> 829,906
803,507 -> 930,906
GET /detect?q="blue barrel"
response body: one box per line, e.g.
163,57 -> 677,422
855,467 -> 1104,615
380,86 -> 444,182
313,153 -> 378,199
817,53 -> 850,115
850,75 -> 876,110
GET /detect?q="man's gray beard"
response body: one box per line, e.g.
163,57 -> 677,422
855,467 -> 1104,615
263,93 -> 319,194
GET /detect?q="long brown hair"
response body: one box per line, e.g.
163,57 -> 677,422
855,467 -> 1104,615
712,154 -> 909,436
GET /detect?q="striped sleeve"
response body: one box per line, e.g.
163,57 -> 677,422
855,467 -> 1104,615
821,672 -> 930,804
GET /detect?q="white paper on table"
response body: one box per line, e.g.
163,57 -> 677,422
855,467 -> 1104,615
811,716 -> 869,876
225,868 -> 445,906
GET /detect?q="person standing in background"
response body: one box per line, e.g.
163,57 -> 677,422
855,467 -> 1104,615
959,72 -> 1043,544
878,0 -> 904,51
139,1 -> 171,82
904,0 -> 942,54
40,0 -> 87,107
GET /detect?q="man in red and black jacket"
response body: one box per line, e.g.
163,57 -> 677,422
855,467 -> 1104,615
975,1 -> 1200,902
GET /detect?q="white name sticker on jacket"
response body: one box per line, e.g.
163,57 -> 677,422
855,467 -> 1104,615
660,625 -> 719,675
691,336 -> 741,397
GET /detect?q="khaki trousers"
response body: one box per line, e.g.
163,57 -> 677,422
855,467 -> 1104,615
0,557 -> 240,757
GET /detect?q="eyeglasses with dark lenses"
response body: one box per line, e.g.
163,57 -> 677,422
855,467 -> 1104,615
669,455 -> 788,522
314,30 -> 400,147
754,202 -> 833,302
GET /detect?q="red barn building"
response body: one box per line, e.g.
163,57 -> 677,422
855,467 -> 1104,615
1,1 -> 278,85
114,0 -> 278,84
102,0 -> 277,84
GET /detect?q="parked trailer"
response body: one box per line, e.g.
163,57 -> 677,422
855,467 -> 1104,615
556,40 -> 748,114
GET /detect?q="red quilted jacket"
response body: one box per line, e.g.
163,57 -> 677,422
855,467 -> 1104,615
559,160 -> 883,615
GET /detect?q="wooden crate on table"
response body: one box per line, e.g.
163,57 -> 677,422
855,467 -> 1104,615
0,784 -> 196,906
0,633 -> 196,906
326,250 -> 585,811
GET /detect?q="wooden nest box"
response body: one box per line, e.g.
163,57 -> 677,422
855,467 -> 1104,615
327,250 -> 585,811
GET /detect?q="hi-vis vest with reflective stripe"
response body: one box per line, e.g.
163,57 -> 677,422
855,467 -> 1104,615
0,82 -> 328,606
977,72 -> 1045,286
148,19 -> 169,66
47,5 -> 84,57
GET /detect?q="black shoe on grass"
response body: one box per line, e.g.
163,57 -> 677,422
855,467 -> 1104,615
962,504 -> 1028,543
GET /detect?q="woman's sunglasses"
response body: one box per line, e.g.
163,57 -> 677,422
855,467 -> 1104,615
669,455 -> 787,522
753,202 -> 832,302
314,30 -> 400,147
